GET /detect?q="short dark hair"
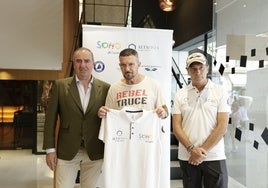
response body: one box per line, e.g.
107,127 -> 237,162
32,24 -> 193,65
119,48 -> 139,59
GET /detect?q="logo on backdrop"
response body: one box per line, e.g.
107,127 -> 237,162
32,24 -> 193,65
96,40 -> 122,55
128,43 -> 136,49
94,61 -> 105,72
96,41 -> 121,50
128,43 -> 159,51
144,66 -> 158,71
128,43 -> 161,72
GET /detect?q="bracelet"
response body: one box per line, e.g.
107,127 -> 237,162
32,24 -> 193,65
187,144 -> 194,153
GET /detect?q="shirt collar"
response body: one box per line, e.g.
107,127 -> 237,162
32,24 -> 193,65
187,79 -> 211,91
75,75 -> 94,87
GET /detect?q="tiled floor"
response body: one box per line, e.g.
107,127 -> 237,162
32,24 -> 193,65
0,149 -> 250,188
0,149 -> 53,188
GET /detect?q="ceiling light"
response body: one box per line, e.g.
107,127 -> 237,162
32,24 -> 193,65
159,0 -> 176,12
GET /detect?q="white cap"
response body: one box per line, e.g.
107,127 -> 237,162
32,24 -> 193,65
186,52 -> 207,68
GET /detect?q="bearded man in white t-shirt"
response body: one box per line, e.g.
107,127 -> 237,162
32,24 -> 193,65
97,48 -> 168,188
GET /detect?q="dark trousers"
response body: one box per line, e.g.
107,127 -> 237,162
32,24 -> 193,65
179,160 -> 228,188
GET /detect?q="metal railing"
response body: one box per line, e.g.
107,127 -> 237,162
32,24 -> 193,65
172,57 -> 187,88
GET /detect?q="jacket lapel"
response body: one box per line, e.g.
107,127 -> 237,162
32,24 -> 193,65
85,78 -> 100,114
69,76 -> 84,113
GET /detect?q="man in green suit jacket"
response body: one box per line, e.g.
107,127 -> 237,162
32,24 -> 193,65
43,47 -> 110,188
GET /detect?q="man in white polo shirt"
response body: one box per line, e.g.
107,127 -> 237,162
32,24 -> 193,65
172,52 -> 231,188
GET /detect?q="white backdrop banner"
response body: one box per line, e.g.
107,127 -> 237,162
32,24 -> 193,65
83,25 -> 173,188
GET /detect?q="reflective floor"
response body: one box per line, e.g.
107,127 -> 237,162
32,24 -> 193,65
2,110 -> 266,188
0,150 -> 53,188
0,149 -> 249,188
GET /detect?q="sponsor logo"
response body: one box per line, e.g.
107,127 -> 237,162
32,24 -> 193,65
112,129 -> 128,142
116,130 -> 123,136
128,43 -> 136,49
206,98 -> 218,107
128,43 -> 159,51
97,41 -> 121,50
94,61 -> 105,72
138,133 -> 153,143
143,66 -> 160,72
161,126 -> 165,133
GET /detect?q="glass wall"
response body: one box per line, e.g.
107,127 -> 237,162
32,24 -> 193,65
172,1 -> 268,187
0,81 -> 37,151
0,80 -> 54,154
215,1 -> 268,187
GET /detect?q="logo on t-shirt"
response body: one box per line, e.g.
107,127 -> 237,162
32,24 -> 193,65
112,129 -> 128,142
138,133 -> 153,143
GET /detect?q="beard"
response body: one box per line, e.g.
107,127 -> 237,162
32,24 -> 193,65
123,72 -> 134,80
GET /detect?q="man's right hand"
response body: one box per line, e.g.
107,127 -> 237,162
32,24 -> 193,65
46,152 -> 57,171
98,106 -> 110,118
188,147 -> 207,166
